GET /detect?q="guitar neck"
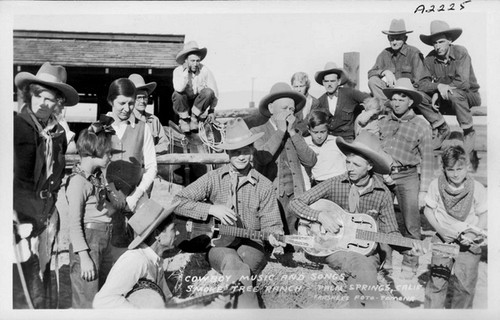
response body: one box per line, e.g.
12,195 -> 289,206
218,225 -> 271,241
167,291 -> 223,308
356,229 -> 417,248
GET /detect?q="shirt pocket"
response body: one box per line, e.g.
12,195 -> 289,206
401,66 -> 413,78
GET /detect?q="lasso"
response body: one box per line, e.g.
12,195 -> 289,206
198,118 -> 226,153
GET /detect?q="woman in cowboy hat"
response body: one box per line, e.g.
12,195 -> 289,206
172,41 -> 219,133
13,62 -> 79,308
175,118 -> 285,308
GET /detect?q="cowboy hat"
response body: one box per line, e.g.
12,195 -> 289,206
218,118 -> 264,150
382,19 -> 413,35
14,62 -> 79,106
175,41 -> 208,65
336,131 -> 392,174
128,199 -> 179,250
258,82 -> 306,118
314,62 -> 348,86
128,74 -> 157,94
420,20 -> 462,46
382,78 -> 422,107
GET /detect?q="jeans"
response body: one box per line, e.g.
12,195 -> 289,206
391,168 -> 420,270
424,235 -> 481,308
438,89 -> 481,130
368,76 -> 445,129
69,225 -> 121,308
208,242 -> 267,308
172,88 -> 217,119
325,251 -> 382,308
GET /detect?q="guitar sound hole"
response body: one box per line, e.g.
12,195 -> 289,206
347,242 -> 370,249
351,217 -> 374,228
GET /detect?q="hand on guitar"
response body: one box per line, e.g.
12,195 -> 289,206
406,241 -> 427,257
209,205 -> 237,225
268,232 -> 286,248
317,211 -> 343,234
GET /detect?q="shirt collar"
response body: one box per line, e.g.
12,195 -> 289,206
390,43 -> 408,57
340,173 -> 386,195
107,111 -> 135,128
133,109 -> 153,122
221,164 -> 258,185
390,108 -> 416,122
138,243 -> 162,264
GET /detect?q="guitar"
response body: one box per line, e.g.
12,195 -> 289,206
297,199 -> 460,258
174,215 -> 318,253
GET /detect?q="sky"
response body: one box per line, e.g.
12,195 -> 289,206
1,1 -> 500,318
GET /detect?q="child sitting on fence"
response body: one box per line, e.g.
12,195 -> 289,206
423,145 -> 487,308
354,96 -> 385,136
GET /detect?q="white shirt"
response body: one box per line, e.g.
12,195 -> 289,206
172,63 -> 219,97
93,245 -> 172,308
327,95 -> 338,116
304,135 -> 346,181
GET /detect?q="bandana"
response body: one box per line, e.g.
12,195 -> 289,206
438,174 -> 474,222
72,164 -> 107,211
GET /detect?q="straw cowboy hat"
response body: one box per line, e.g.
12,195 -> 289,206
218,117 -> 264,150
128,199 -> 179,250
382,19 -> 413,35
258,82 -> 306,118
175,41 -> 208,65
314,62 -> 348,86
336,131 -> 392,174
382,78 -> 423,107
14,62 -> 79,106
420,20 -> 463,46
128,74 -> 157,94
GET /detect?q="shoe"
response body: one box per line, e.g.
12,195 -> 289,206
432,122 -> 451,149
463,128 -> 476,154
178,118 -> 191,133
190,115 -> 199,132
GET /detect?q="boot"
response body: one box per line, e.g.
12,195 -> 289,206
432,122 -> 451,150
178,118 -> 191,134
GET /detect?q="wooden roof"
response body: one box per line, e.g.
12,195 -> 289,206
14,30 -> 185,69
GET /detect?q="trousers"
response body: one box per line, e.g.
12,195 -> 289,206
172,88 -> 217,119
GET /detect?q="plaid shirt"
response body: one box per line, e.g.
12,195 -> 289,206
174,165 -> 283,236
288,173 -> 399,234
378,110 -> 434,192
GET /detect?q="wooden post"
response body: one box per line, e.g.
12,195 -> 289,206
343,52 -> 360,89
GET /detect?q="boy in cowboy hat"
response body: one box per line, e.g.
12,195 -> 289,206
378,78 -> 434,279
289,131 -> 424,308
420,20 -> 481,158
128,73 -> 170,154
315,62 -> 370,142
250,82 -> 317,238
174,118 -> 285,308
13,62 -> 79,308
172,41 -> 219,133
368,19 -> 451,149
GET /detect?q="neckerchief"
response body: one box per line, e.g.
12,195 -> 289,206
72,164 -> 107,211
438,174 -> 474,222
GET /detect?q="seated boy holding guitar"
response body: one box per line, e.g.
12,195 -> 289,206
174,118 -> 285,308
424,145 -> 487,308
289,132 -> 424,308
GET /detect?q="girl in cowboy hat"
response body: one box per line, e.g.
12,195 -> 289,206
13,62 -> 79,308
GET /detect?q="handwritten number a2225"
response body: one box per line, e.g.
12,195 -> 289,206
414,1 -> 469,14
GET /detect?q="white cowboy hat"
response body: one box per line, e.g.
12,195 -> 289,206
336,131 -> 392,174
314,62 -> 348,86
175,41 -> 208,65
420,20 -> 462,46
382,78 -> 423,107
218,118 -> 264,150
128,74 -> 157,94
382,19 -> 413,35
14,62 -> 79,106
258,82 -> 306,118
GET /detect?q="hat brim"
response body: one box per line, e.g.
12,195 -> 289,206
382,30 -> 413,35
15,72 -> 79,106
382,87 -> 423,108
258,91 -> 306,118
175,47 -> 208,65
136,82 -> 157,95
336,137 -> 391,174
219,132 -> 264,150
419,28 -> 462,46
314,68 -> 348,86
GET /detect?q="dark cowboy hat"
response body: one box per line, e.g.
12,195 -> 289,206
14,62 -> 79,106
258,82 -> 306,118
382,78 -> 423,107
128,74 -> 157,94
382,19 -> 413,35
420,20 -> 463,46
175,41 -> 208,65
218,118 -> 264,150
336,131 -> 392,174
314,62 -> 348,86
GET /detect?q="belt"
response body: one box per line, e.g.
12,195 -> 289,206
85,222 -> 113,232
391,165 -> 417,174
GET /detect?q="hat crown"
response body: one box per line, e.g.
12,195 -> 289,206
128,73 -> 147,87
269,82 -> 294,96
430,20 -> 452,35
388,19 -> 407,33
224,118 -> 253,145
353,131 -> 383,152
182,41 -> 201,51
323,61 -> 341,71
393,78 -> 414,91
36,62 -> 68,84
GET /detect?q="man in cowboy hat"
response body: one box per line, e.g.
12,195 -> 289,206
129,73 -> 170,154
378,78 -> 434,279
174,118 -> 285,308
172,41 -> 219,133
368,19 -> 451,149
420,20 -> 481,158
250,82 -> 317,238
13,62 -> 79,308
315,62 -> 370,142
289,131 -> 424,308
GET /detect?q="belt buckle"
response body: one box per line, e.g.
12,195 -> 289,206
39,190 -> 51,199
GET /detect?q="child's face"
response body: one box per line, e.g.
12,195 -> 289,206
309,124 -> 328,146
444,161 -> 468,187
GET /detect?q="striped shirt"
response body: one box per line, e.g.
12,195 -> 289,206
378,110 -> 434,192
288,173 -> 399,235
174,165 -> 283,236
